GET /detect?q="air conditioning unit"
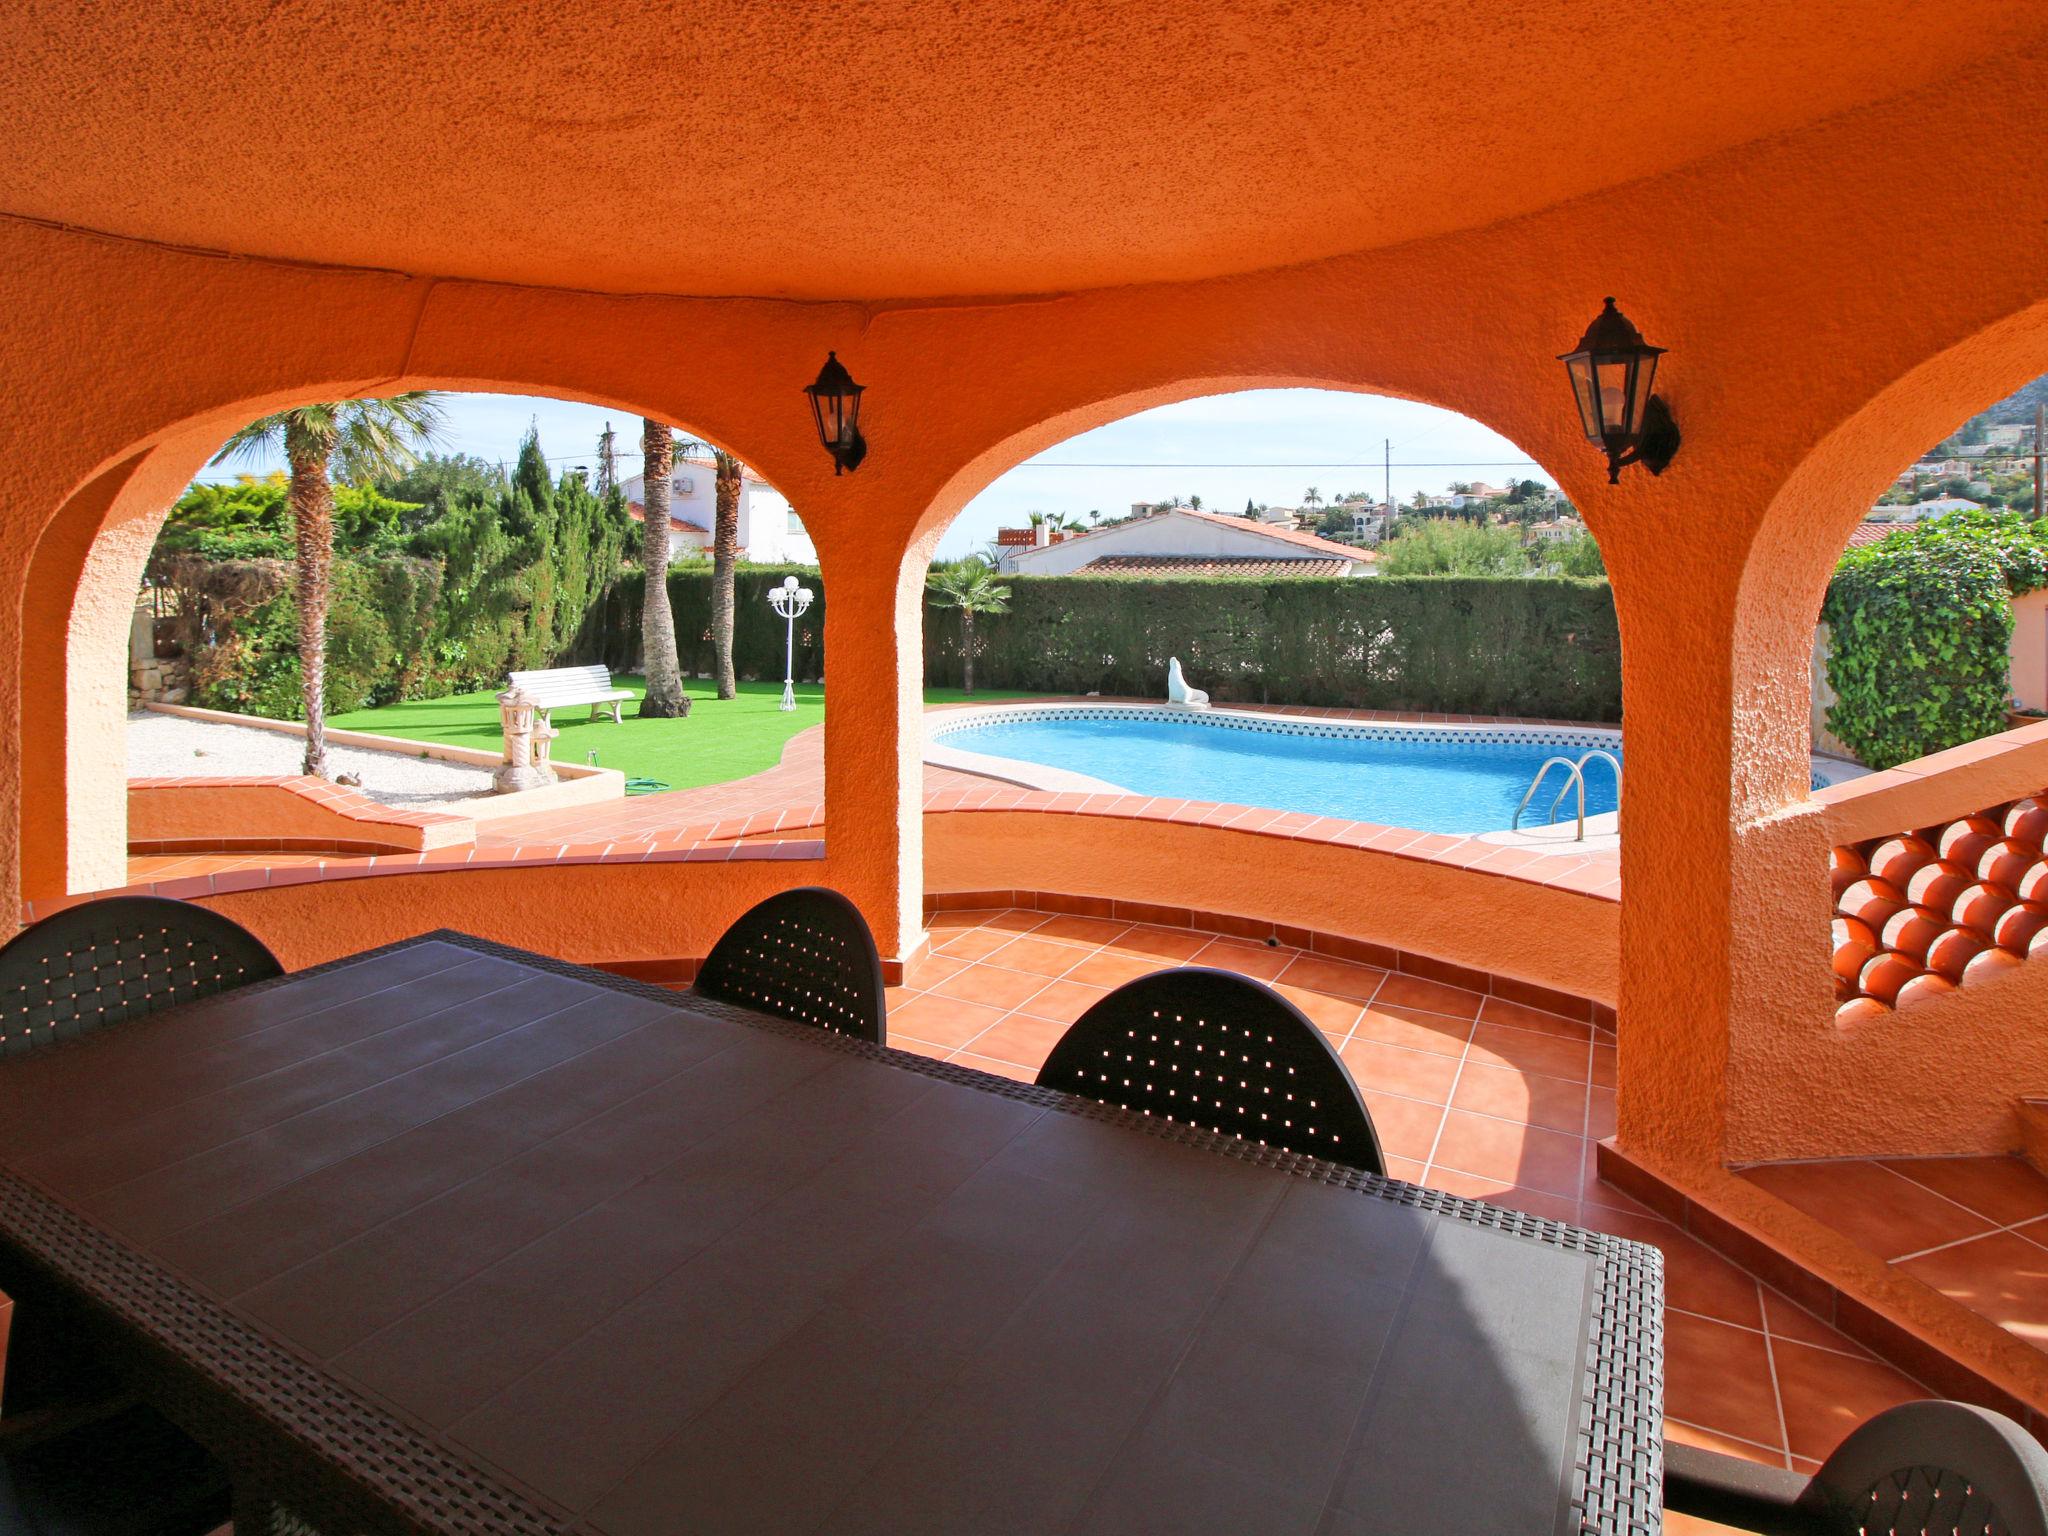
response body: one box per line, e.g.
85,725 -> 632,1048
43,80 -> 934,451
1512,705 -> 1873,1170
670,476 -> 694,494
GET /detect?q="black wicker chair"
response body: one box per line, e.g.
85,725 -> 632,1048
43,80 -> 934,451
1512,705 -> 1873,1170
1665,1399 -> 2048,1535
0,1401 -> 231,1536
0,895 -> 282,1059
1035,966 -> 1384,1173
694,887 -> 886,1044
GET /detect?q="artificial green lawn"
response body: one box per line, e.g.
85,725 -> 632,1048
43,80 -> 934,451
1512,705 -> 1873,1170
328,676 -> 1031,793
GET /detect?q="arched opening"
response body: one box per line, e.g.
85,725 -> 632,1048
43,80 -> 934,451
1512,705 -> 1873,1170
26,384 -> 829,906
888,382 -> 1642,1197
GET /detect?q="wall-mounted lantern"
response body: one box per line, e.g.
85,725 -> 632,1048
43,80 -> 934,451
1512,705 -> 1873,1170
1559,298 -> 1680,483
805,351 -> 867,474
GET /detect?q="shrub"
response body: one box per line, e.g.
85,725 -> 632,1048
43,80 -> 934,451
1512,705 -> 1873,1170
1822,510 -> 2048,768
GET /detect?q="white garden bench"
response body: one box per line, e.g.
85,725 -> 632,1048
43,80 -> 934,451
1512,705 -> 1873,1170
507,664 -> 636,724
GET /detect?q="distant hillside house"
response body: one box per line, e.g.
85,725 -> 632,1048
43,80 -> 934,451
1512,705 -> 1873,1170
621,461 -> 814,564
993,506 -> 1376,577
1866,496 -> 1984,524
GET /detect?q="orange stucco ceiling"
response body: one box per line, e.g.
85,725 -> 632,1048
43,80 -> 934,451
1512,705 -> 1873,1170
3,0 -> 2043,301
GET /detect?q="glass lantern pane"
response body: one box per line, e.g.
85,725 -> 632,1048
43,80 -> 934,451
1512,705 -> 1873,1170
1629,352 -> 1658,429
1564,357 -> 1602,442
1594,357 -> 1634,439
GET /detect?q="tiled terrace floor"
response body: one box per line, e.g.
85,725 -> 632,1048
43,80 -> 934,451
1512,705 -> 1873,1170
891,904 -> 1928,1509
1741,1156 -> 2048,1356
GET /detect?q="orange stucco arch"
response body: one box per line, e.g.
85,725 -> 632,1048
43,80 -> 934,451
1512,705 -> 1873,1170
22,375 -> 818,902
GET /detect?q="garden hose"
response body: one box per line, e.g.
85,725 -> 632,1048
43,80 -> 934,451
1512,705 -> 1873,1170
624,777 -> 670,796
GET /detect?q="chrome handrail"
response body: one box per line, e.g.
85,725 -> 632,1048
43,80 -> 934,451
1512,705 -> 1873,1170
1546,749 -> 1624,832
1513,756 -> 1586,839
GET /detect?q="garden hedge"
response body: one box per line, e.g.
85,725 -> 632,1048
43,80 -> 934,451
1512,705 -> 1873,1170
924,574 -> 1621,718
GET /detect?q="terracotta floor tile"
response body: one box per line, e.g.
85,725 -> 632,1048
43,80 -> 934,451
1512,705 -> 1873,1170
1271,984 -> 1365,1037
978,935 -> 1088,978
1881,1156 -> 2048,1228
1590,1044 -> 1616,1089
1012,977 -> 1111,1025
1373,972 -> 1483,1019
1430,1110 -> 1585,1199
925,909 -> 991,931
1665,1419 -> 1787,1467
1741,1161 -> 1994,1262
1351,1005 -> 1473,1057
930,962 -> 1055,1012
1101,925 -> 1213,962
1475,996 -> 1591,1039
1661,1313 -> 1784,1451
1464,1023 -> 1592,1083
1272,954 -> 1387,1003
1383,1154 -> 1427,1184
1771,1340 -> 1923,1464
959,1012 -> 1072,1072
1357,1090 -> 1444,1164
1759,1291 -> 1868,1358
1029,915 -> 1132,947
1062,950 -> 1166,991
1186,938 -> 1296,981
1897,1229 -> 2048,1346
932,926 -> 1020,962
885,993 -> 1008,1051
1337,1038 -> 1460,1105
1587,1086 -> 1617,1141
979,909 -> 1051,934
1450,1061 -> 1588,1135
901,952 -> 969,991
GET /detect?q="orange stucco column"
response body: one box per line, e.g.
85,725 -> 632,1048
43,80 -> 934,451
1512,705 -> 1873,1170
815,522 -> 929,965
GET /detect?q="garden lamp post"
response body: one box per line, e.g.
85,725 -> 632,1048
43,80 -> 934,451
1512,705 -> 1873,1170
768,575 -> 814,712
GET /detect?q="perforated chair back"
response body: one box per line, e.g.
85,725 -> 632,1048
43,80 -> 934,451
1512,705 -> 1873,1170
695,887 -> 886,1044
1807,1400 -> 2048,1536
0,896 -> 282,1059
1666,1399 -> 2048,1535
1036,966 -> 1384,1173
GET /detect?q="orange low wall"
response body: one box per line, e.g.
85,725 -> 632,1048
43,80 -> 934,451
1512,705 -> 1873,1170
128,778 -> 473,854
1724,723 -> 2048,1163
190,851 -> 828,973
923,808 -> 1620,1007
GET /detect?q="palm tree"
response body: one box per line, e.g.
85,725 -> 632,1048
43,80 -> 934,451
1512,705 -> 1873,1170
1188,494 -> 1203,511
926,561 -> 1010,694
1303,486 -> 1323,510
637,419 -> 689,716
683,437 -> 744,701
212,394 -> 446,778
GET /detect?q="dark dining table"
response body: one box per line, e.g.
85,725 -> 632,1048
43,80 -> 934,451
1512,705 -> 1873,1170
0,931 -> 1662,1535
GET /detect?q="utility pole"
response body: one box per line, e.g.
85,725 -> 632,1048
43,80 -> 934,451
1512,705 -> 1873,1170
1384,438 -> 1392,515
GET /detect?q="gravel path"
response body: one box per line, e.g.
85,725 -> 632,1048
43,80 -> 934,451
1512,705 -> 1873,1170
128,711 -> 494,808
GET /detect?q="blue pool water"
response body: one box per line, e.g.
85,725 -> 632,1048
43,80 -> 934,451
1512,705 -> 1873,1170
939,712 -> 1622,834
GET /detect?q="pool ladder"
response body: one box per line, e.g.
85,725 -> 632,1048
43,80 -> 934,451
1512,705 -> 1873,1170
1511,751 -> 1621,842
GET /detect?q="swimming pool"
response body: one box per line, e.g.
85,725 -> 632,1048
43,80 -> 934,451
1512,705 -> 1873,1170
930,705 -> 1862,836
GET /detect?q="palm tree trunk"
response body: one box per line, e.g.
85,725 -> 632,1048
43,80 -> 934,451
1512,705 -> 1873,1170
285,422 -> 334,779
710,452 -> 740,700
962,609 -> 975,695
638,419 -> 688,717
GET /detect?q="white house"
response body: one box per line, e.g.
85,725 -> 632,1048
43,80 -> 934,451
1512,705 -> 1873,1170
992,506 -> 1375,577
620,460 -> 815,564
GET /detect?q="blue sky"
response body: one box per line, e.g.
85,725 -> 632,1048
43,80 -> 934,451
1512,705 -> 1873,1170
191,388 -> 1551,557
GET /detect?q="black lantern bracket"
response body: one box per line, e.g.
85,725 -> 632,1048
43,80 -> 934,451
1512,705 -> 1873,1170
1609,394 -> 1681,484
